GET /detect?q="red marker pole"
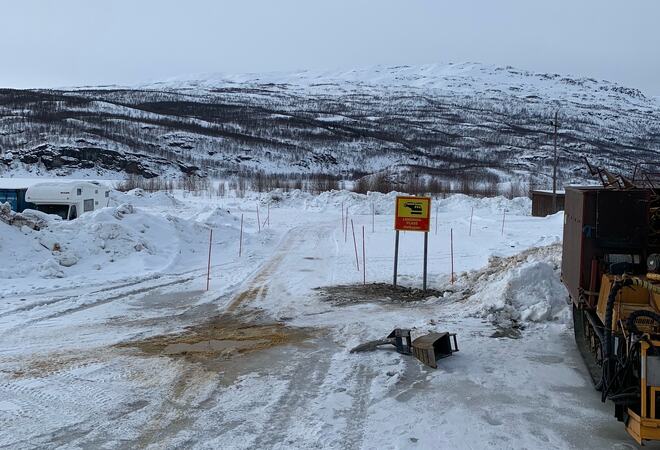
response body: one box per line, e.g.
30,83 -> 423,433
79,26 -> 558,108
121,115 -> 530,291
372,203 -> 375,233
450,227 -> 455,284
362,225 -> 366,285
351,219 -> 360,271
239,214 -> 244,257
342,202 -> 345,231
206,228 -> 213,291
501,210 -> 506,235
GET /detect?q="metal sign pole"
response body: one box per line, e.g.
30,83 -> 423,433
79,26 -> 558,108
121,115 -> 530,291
393,230 -> 400,287
423,231 -> 428,291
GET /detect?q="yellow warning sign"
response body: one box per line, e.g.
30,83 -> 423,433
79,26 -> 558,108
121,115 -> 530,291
395,196 -> 431,231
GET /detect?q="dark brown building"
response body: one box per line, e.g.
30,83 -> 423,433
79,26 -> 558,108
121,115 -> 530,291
531,190 -> 565,217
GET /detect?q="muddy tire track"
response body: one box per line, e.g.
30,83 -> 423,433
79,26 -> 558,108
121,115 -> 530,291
225,227 -> 301,312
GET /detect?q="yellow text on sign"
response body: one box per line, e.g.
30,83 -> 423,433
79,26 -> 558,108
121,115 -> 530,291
396,198 -> 430,219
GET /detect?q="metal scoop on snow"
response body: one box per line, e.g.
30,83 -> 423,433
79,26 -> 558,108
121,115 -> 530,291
350,328 -> 413,355
411,332 -> 459,368
350,328 -> 459,368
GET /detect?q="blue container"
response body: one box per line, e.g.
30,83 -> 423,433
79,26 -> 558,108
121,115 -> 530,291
0,188 -> 36,213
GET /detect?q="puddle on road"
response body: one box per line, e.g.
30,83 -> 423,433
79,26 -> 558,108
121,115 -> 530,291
122,314 -> 314,363
316,283 -> 442,306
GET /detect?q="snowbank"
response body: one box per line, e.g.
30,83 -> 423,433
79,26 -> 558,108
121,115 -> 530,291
249,189 -> 531,216
445,244 -> 569,326
0,201 -> 241,285
110,189 -> 182,208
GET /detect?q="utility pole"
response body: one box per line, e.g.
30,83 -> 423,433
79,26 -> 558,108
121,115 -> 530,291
551,111 -> 559,212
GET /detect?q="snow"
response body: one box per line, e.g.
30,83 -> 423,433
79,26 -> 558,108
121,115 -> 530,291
0,184 -> 641,448
0,177 -> 115,189
444,243 -> 569,326
152,62 -> 651,108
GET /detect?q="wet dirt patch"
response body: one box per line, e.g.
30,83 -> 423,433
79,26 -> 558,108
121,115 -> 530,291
315,283 -> 443,306
5,351 -> 103,379
120,314 -> 314,364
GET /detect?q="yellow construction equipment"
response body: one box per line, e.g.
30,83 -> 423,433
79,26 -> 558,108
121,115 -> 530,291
562,179 -> 660,444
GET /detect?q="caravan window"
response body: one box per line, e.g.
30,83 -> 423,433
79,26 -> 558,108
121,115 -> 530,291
83,199 -> 94,212
77,188 -> 82,196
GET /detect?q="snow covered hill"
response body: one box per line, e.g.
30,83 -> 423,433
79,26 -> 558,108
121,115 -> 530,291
1,62 -> 659,187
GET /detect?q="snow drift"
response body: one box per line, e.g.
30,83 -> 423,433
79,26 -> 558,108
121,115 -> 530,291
0,193 -> 243,289
250,189 -> 532,216
445,244 -> 569,326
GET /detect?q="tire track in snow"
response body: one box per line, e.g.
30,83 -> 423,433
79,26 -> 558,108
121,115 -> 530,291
339,364 -> 372,450
251,345 -> 334,449
225,226 -> 301,312
0,275 -> 197,335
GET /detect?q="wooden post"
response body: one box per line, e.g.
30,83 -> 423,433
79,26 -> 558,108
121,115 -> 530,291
257,204 -> 261,233
239,214 -> 244,257
393,230 -> 400,287
423,231 -> 429,291
435,206 -> 438,235
362,225 -> 366,285
206,228 -> 213,291
469,206 -> 473,237
450,228 -> 455,284
351,219 -> 360,271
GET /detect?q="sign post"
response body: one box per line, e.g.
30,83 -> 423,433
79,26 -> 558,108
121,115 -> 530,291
423,231 -> 428,290
393,230 -> 400,287
393,196 -> 431,290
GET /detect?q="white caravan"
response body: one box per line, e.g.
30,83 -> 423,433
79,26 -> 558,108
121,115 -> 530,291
25,182 -> 111,220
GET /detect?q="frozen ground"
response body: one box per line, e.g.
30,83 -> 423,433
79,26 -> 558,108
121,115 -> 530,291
0,188 -> 652,449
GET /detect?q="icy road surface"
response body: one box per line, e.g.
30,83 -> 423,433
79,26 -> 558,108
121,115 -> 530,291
0,190 -> 652,449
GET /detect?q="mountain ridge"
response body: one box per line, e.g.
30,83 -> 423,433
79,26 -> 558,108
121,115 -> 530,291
1,62 -> 658,188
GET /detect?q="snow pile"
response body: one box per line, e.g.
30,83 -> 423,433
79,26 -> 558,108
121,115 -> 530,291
0,202 -> 241,284
111,189 -> 182,208
447,244 -> 569,326
194,207 -> 240,228
437,194 -> 531,216
250,189 -> 531,216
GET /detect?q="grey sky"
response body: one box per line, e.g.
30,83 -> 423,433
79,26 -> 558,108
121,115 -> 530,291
1,0 -> 659,95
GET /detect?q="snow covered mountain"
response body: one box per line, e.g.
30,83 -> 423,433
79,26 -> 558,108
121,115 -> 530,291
1,62 -> 658,187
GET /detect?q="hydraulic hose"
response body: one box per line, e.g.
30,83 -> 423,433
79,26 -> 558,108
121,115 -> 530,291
602,280 -> 625,402
601,276 -> 660,402
625,276 -> 660,296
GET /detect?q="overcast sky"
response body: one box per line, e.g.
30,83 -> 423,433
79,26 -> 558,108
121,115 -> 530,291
1,0 -> 659,95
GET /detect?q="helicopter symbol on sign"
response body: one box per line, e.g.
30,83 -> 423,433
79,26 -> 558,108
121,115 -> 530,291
403,202 -> 423,215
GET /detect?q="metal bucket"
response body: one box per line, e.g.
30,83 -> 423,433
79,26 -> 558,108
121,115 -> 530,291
412,332 -> 459,368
